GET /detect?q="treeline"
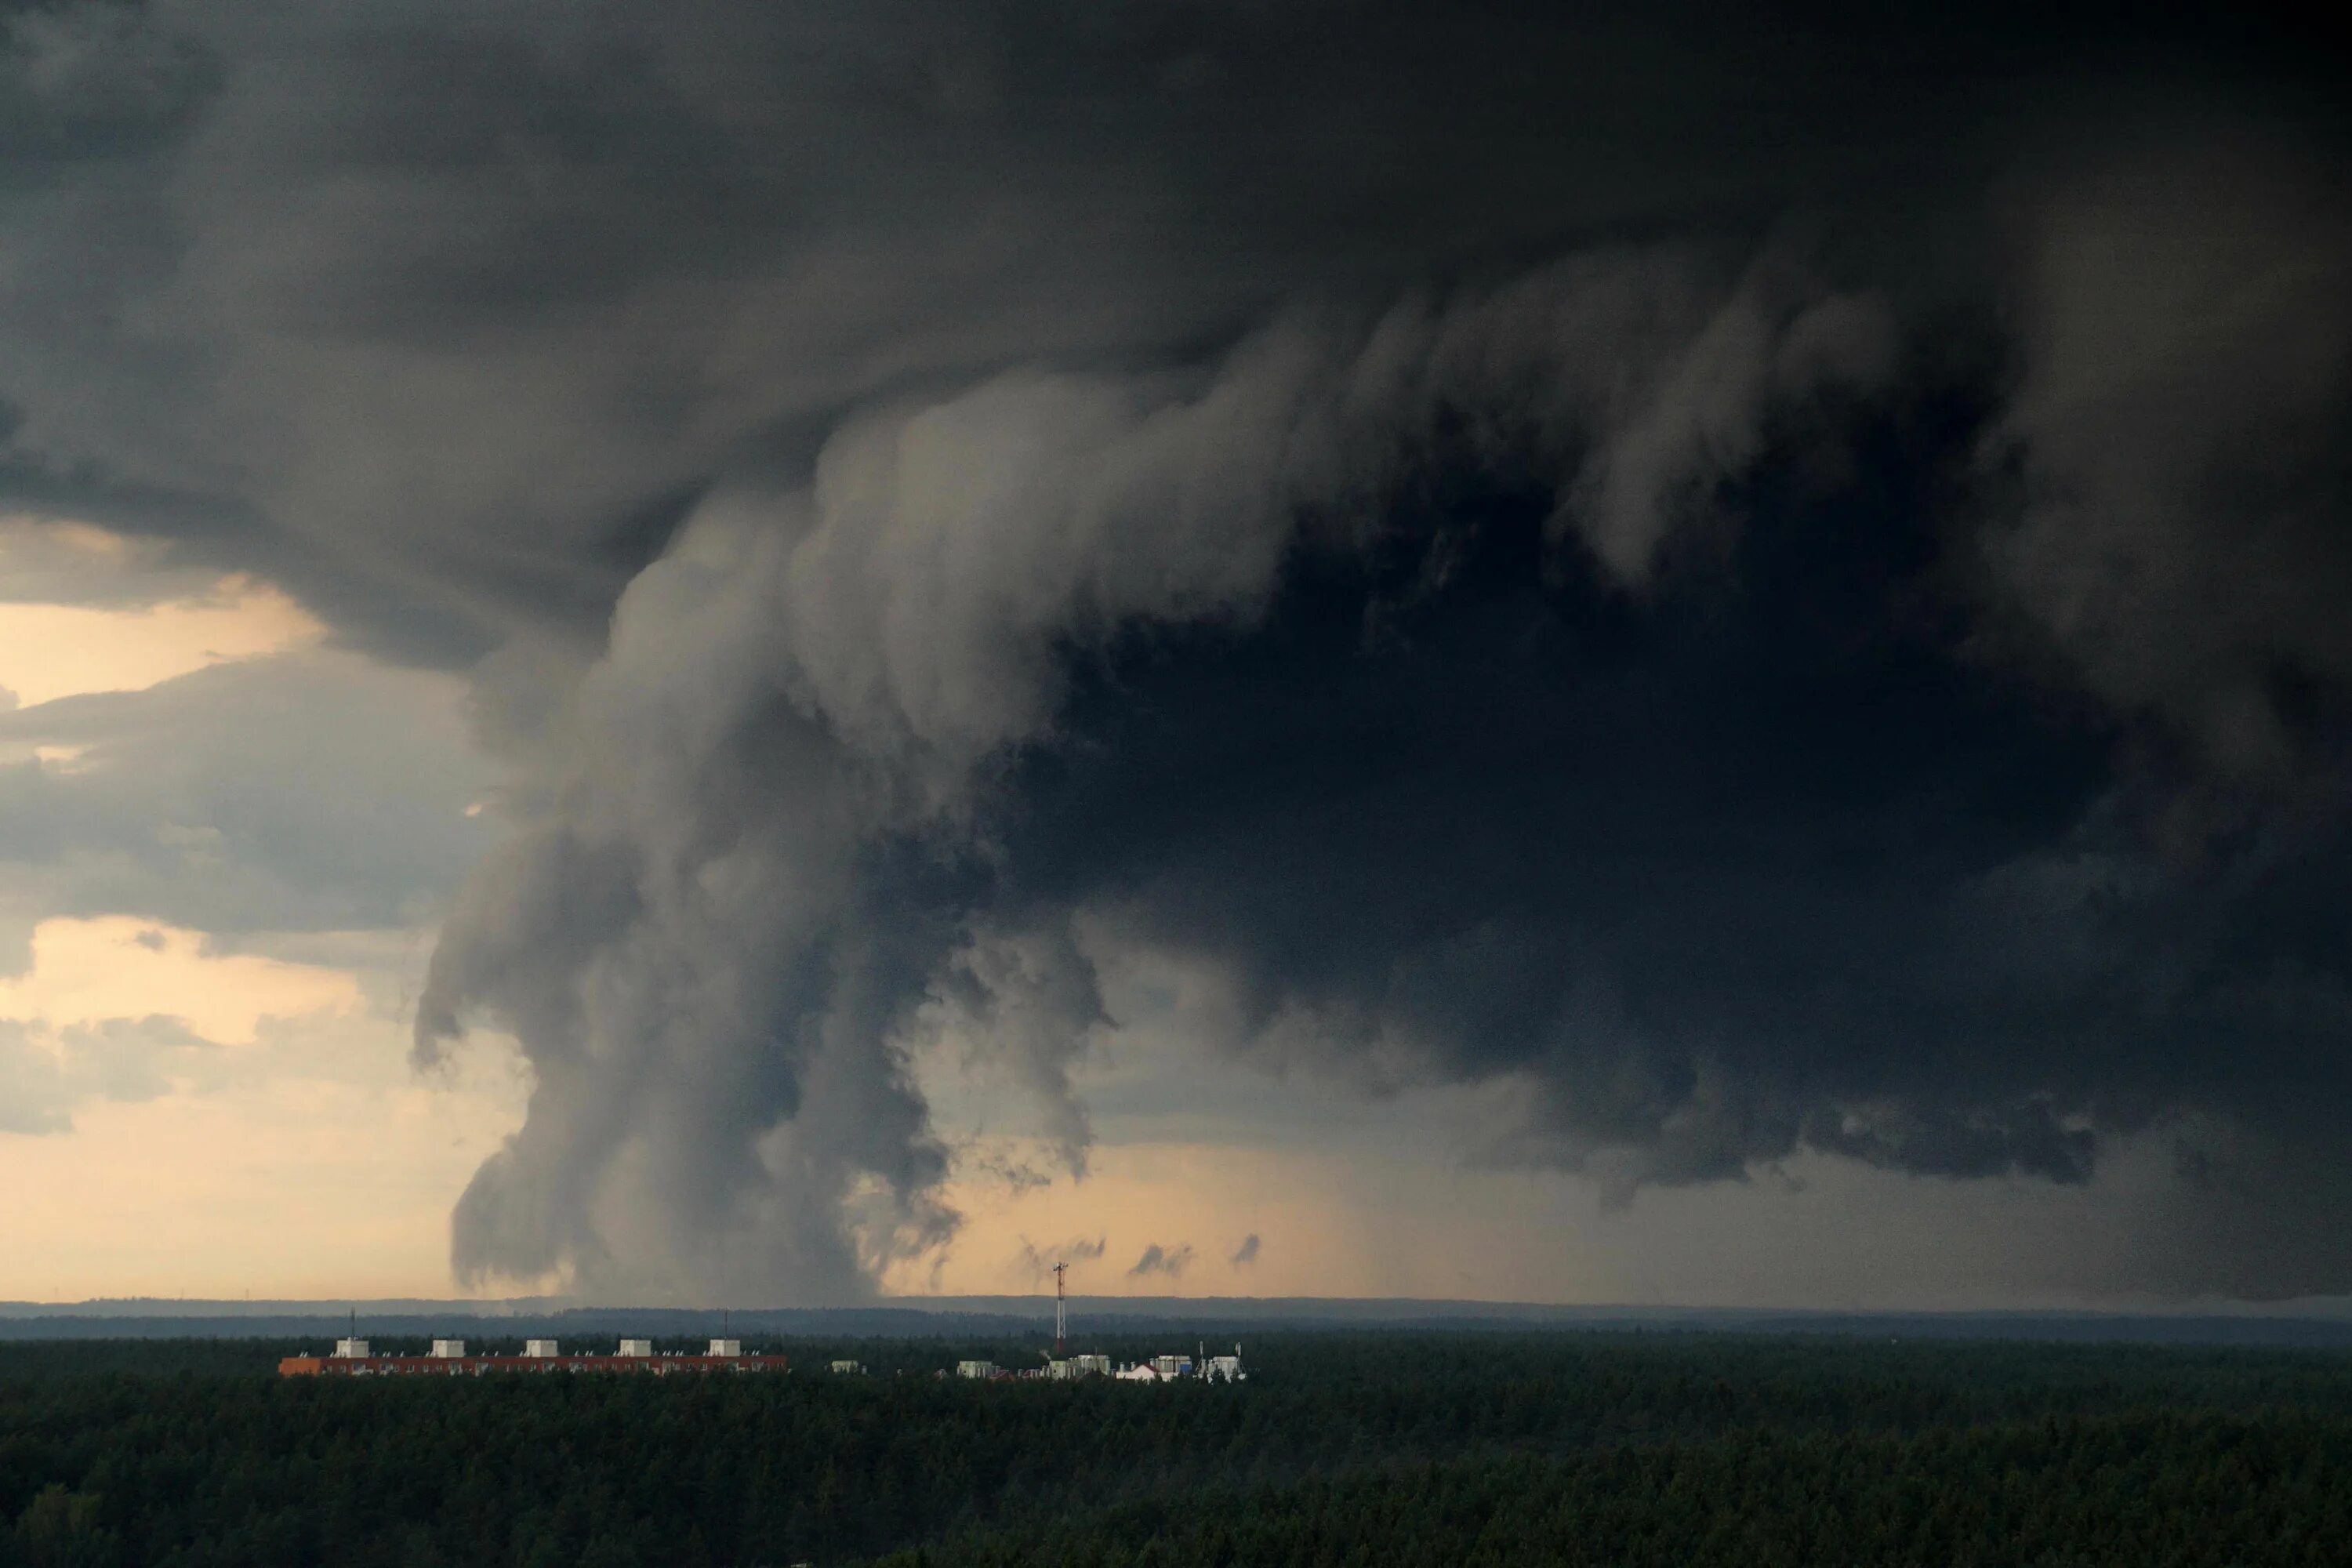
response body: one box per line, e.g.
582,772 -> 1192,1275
2,1334 -> 2349,1566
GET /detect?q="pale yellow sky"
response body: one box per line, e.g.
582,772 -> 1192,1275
0,517 -> 324,710
0,583 -> 322,710
0,914 -> 528,1301
0,917 -> 361,1044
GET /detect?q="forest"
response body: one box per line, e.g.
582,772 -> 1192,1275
3,1331 -> 2348,1566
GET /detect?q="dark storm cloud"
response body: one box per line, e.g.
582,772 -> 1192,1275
7,0 -> 2288,652
1979,138 -> 2352,782
5,1 -> 2347,1300
1231,1235 -> 1260,1269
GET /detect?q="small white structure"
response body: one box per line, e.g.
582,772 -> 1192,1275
618,1339 -> 653,1357
430,1340 -> 466,1359
1116,1363 -> 1160,1381
706,1338 -> 742,1358
829,1359 -> 864,1374
1151,1355 -> 1192,1378
524,1339 -> 560,1358
332,1338 -> 369,1359
956,1359 -> 997,1379
1049,1354 -> 1111,1379
1202,1355 -> 1244,1383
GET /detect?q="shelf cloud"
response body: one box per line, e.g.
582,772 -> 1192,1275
4,1 -> 2347,1303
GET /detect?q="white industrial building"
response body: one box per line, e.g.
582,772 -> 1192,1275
1112,1346 -> 1244,1385
956,1359 -> 998,1379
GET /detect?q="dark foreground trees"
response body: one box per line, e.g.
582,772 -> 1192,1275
2,1334 -> 2348,1566
876,1414 -> 2352,1568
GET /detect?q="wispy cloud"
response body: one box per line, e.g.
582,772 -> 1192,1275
1128,1243 -> 1195,1279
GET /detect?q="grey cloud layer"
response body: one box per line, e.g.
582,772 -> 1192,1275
0,1014 -> 215,1135
4,2 -> 2348,1301
0,652 -> 490,967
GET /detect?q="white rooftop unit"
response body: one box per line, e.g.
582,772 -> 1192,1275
706,1338 -> 742,1358
332,1338 -> 369,1359
430,1340 -> 466,1359
956,1359 -> 996,1379
618,1339 -> 653,1357
524,1338 -> 560,1358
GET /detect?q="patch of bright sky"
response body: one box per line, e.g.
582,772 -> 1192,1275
1,1020 -> 529,1302
0,517 -> 524,1302
0,915 -> 528,1301
0,516 -> 324,709
0,917 -> 361,1044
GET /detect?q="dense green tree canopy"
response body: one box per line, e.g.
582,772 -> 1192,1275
3,1334 -> 2347,1566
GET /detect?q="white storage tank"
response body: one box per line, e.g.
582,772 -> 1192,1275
618,1338 -> 653,1357
332,1338 -> 369,1359
706,1338 -> 742,1358
430,1340 -> 466,1359
524,1339 -> 560,1358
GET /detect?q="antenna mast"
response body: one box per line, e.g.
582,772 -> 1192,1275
1051,1261 -> 1067,1356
